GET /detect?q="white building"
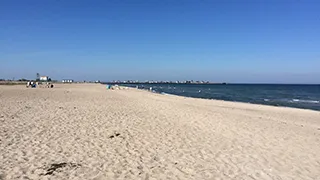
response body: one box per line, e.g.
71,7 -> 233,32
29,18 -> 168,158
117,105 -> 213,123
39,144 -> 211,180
62,79 -> 74,83
40,76 -> 49,81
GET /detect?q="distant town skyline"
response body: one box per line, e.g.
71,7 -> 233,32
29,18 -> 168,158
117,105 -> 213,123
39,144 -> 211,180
0,72 -> 319,84
1,1 -> 320,84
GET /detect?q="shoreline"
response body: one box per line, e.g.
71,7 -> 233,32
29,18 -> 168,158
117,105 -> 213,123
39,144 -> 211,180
123,85 -> 320,113
118,85 -> 320,128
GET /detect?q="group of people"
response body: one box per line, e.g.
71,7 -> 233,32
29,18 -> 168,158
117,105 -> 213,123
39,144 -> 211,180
26,81 -> 54,88
26,81 -> 36,88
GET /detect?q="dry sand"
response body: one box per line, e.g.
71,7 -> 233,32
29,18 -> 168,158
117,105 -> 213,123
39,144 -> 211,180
0,84 -> 319,180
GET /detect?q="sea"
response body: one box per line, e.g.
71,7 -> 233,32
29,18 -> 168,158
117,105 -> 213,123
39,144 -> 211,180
120,84 -> 320,111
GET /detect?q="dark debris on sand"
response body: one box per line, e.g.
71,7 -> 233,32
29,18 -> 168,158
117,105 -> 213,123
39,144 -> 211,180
41,162 -> 81,176
109,132 -> 121,139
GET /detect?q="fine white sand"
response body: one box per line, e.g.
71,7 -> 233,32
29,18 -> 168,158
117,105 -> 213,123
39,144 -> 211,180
0,84 -> 319,180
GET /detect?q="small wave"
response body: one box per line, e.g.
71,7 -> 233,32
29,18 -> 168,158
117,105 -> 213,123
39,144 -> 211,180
264,99 -> 270,102
292,99 -> 319,104
161,92 -> 171,95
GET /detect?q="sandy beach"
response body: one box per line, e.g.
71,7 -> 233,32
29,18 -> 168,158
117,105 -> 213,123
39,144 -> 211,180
0,84 -> 319,180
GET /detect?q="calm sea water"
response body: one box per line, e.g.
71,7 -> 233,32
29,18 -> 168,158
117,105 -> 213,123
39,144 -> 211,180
120,84 -> 320,111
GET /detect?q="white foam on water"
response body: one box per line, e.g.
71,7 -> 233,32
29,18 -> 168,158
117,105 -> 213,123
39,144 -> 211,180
161,92 -> 170,95
292,99 -> 319,104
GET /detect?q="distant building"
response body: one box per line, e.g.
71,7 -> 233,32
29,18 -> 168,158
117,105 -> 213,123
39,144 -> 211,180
62,79 -> 74,83
40,76 -> 49,81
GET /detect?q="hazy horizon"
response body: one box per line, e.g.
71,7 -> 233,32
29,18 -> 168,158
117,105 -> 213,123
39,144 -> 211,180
1,1 -> 320,84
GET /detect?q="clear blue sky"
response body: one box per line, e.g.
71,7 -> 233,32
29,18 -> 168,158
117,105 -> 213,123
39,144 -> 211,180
1,0 -> 319,83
